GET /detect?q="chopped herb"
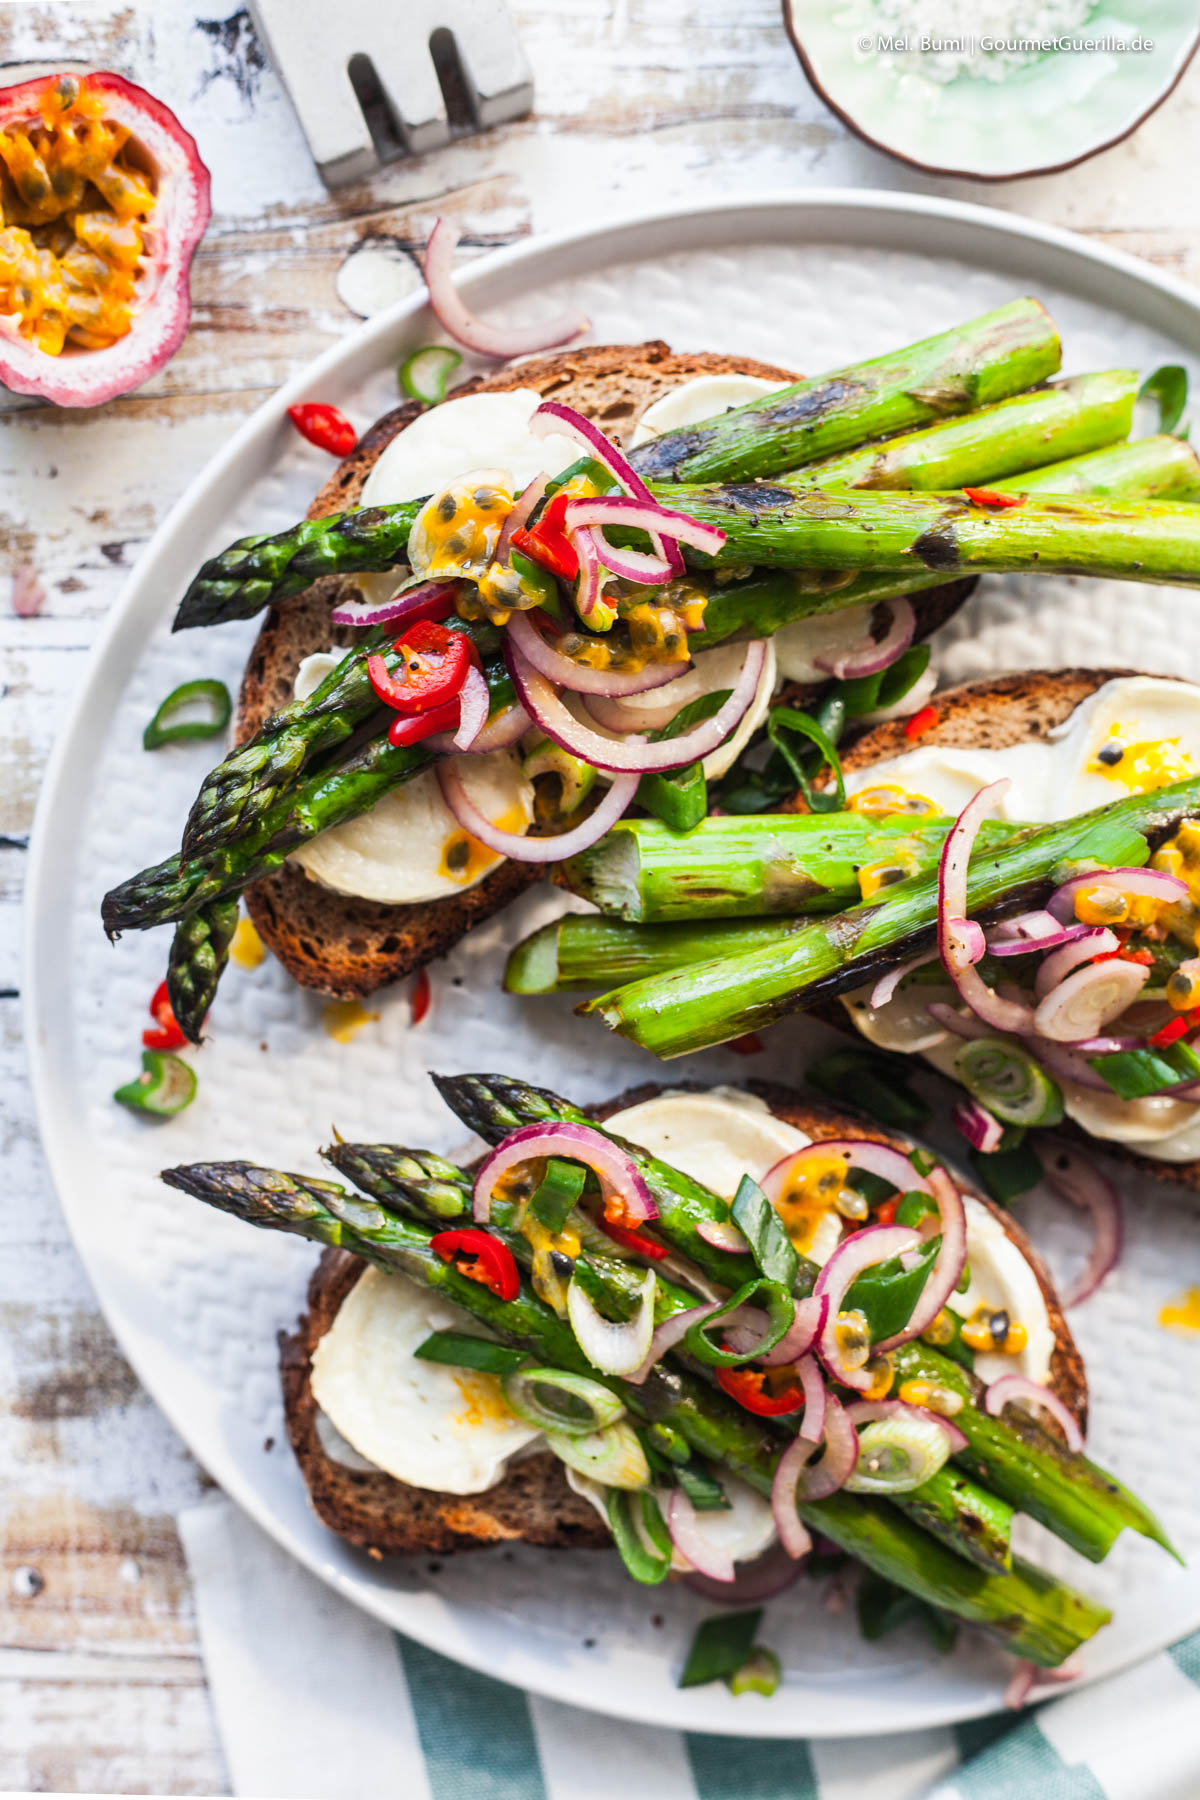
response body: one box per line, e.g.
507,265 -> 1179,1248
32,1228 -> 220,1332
679,1608 -> 763,1688
968,1138 -> 1044,1206
837,644 -> 932,718
857,1570 -> 958,1654
1139,364 -> 1189,436
676,1462 -> 733,1512
1090,1041 -> 1200,1100
731,1175 -> 798,1289
807,1047 -> 932,1129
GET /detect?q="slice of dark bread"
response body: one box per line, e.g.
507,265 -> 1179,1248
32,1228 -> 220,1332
278,1081 -> 1085,1560
239,343 -> 976,1000
829,665 -> 1200,1195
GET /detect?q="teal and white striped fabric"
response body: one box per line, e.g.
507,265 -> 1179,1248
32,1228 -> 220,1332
180,1499 -> 1200,1800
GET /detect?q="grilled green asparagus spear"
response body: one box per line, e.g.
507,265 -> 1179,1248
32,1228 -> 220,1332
672,484 -> 1200,581
583,784 -> 1198,1057
166,897 -> 240,1043
324,1139 -> 1013,1575
778,370 -> 1135,495
557,814 -> 1024,923
161,1155 -> 1106,1663
174,302 -> 1061,633
505,916 -> 808,994
433,1073 -> 1175,1566
626,299 -> 1061,483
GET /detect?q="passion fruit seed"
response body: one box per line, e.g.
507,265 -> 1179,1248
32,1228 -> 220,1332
834,1308 -> 872,1372
921,1308 -> 957,1348
861,1354 -> 895,1401
897,1377 -> 965,1417
1073,884 -> 1130,927
961,1305 -> 1028,1357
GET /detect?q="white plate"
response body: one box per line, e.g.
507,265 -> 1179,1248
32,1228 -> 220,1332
25,191 -> 1200,1737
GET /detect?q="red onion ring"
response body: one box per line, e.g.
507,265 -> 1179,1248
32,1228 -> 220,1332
1041,1140 -> 1123,1308
695,1218 -> 752,1254
953,1097 -> 1005,1154
494,474 -> 548,564
423,218 -> 589,359
1004,1657 -> 1081,1711
938,780 -> 1037,1036
504,608 -> 691,698
576,524 -> 673,586
925,1000 -> 993,1040
451,665 -> 490,750
531,400 -> 685,575
508,638 -> 766,775
813,596 -> 916,681
437,754 -> 638,863
1033,928 -> 1120,1000
985,1372 -> 1084,1451
1047,865 -> 1187,922
844,1398 -> 968,1456
584,689 -> 691,734
328,578 -> 458,629
724,1294 -> 828,1367
427,701 -> 531,756
771,1395 -> 858,1556
572,526 -> 615,631
870,951 -> 937,1009
683,1542 -> 805,1606
563,494 -> 727,560
763,1140 -> 934,1205
567,1265 -> 656,1377
472,1120 -> 656,1227
1066,1033 -> 1145,1054
628,1300 -> 721,1386
874,1165 -> 967,1352
667,1487 -> 734,1583
988,913 -> 1093,957
1019,1034 -> 1113,1095
1032,958 -> 1149,1044
812,1224 -> 922,1389
795,1352 -> 827,1443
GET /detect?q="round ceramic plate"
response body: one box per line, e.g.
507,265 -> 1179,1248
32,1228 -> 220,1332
25,191 -> 1200,1736
783,1 -> 1199,179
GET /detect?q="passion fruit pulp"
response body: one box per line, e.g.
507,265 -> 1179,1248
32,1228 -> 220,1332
0,71 -> 210,406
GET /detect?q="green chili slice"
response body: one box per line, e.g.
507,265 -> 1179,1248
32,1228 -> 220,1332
399,344 -> 462,404
683,1275 -> 795,1367
414,1330 -> 526,1376
113,1050 -> 196,1117
144,679 -> 232,750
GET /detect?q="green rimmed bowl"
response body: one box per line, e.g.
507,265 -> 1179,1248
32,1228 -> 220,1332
783,0 -> 1199,179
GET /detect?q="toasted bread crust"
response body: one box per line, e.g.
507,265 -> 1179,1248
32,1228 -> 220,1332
835,665 -> 1200,1194
239,344 -> 977,999
280,1081 -> 1085,1558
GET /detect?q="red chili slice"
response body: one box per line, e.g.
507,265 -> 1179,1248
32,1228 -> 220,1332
0,71 -> 210,407
595,1216 -> 670,1261
288,402 -> 357,457
387,696 -> 463,748
510,491 -> 579,580
1150,1014 -> 1194,1049
727,1032 -> 765,1056
369,620 -> 474,715
431,1228 -> 520,1302
962,487 -> 1026,509
410,968 -> 432,1027
143,978 -> 187,1051
716,1365 -> 805,1417
904,704 -> 939,741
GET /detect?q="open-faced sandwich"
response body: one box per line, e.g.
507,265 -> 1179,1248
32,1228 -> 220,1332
163,1074 -> 1173,1691
102,239 -> 1200,1072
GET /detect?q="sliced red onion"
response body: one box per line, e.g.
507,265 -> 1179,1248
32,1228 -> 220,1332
870,951 -> 937,1009
845,1398 -> 968,1455
696,1218 -> 752,1254
451,665 -> 490,750
531,400 -> 686,576
1041,1141 -> 1123,1308
813,596 -> 915,680
576,523 -> 674,586
1032,958 -> 1149,1044
988,912 -> 1092,957
428,701 -> 531,756
1020,1034 -> 1114,1095
509,639 -> 766,775
812,1224 -> 921,1389
1066,1033 -> 1144,1054
494,473 -> 548,563
953,1097 -> 1005,1154
567,1265 -> 657,1377
328,578 -> 458,629
628,1300 -> 721,1386
504,607 -> 690,698
724,1294 -> 828,1368
563,495 -> 727,561
925,1000 -> 993,1040
937,779 -> 1037,1035
875,1165 -> 968,1352
1047,865 -> 1187,922
423,218 -> 589,359
437,754 -> 638,862
985,1373 -> 1084,1452
570,526 -> 610,631
683,1542 -> 805,1605
946,917 -> 987,966
1033,928 -> 1120,999
667,1487 -> 735,1583
472,1120 -> 656,1227
771,1396 -> 859,1555
763,1140 -> 933,1206
585,689 -> 686,734
1004,1657 -> 1081,1711
795,1352 -> 827,1443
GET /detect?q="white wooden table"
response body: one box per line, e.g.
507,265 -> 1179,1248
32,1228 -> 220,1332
3,2 -> 1200,1789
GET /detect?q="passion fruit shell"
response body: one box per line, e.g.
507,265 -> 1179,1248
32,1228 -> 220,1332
0,70 -> 210,407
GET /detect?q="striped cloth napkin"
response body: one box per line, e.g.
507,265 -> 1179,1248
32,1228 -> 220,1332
179,1497 -> 1200,1800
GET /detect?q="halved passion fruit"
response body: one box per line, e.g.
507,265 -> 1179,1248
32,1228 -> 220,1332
0,71 -> 210,406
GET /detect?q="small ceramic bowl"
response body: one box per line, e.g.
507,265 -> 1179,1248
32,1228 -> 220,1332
782,0 -> 1199,179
